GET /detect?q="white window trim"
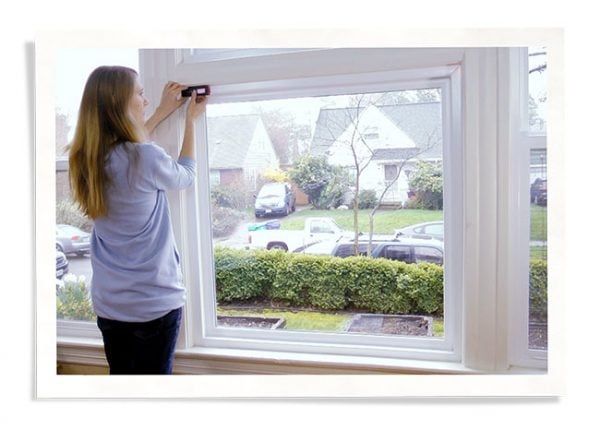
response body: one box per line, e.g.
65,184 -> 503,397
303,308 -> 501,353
507,48 -> 548,368
181,48 -> 326,64
174,66 -> 462,363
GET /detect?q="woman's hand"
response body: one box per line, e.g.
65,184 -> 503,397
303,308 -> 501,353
156,81 -> 187,119
186,91 -> 208,123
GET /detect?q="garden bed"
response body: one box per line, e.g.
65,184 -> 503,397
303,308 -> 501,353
217,315 -> 286,329
344,314 -> 433,336
529,321 -> 548,350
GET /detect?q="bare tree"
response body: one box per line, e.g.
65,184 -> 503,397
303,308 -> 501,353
366,130 -> 441,256
316,90 -> 441,255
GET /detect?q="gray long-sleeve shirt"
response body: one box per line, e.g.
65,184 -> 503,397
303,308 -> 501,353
90,142 -> 196,322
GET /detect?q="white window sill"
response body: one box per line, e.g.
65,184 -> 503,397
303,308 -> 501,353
57,337 -> 545,375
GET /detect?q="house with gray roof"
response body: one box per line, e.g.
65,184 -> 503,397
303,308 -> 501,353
310,101 -> 443,205
207,114 -> 279,189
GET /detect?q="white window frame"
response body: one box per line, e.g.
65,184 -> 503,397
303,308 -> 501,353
507,48 -> 548,368
182,48 -> 325,64
157,49 -> 465,364
197,71 -> 460,362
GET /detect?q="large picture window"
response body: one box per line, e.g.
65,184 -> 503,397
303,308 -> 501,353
181,61 -> 463,363
51,46 -> 553,375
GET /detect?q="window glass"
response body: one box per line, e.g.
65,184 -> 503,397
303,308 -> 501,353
423,223 -> 444,236
528,47 -> 547,134
529,148 -> 547,350
209,87 -> 445,338
414,246 -> 443,264
383,245 -> 412,262
55,48 -> 139,322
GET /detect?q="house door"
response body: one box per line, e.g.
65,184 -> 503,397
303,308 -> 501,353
382,164 -> 400,203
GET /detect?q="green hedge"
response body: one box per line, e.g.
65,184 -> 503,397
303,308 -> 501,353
214,247 -> 446,315
529,259 -> 548,321
214,248 -> 548,318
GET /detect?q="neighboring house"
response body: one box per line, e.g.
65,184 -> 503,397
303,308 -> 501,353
311,102 -> 443,205
208,114 -> 279,189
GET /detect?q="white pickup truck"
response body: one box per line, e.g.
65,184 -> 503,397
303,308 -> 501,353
247,217 -> 353,252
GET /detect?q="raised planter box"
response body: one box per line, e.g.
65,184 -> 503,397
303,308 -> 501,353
344,314 -> 433,336
217,315 -> 286,330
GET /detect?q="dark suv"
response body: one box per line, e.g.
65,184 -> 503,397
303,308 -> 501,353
530,178 -> 547,206
254,182 -> 296,218
331,237 -> 444,265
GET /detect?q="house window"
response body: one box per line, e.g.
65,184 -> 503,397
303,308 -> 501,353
384,164 -> 398,181
527,48 -> 548,352
195,64 -> 456,361
55,48 -> 139,331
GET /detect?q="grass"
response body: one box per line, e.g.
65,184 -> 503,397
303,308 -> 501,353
281,208 -> 444,234
530,246 -> 547,261
530,204 -> 547,242
218,307 -> 445,337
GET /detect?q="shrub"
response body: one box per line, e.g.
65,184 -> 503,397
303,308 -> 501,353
211,204 -> 244,238
408,160 -> 443,210
289,156 -> 350,209
344,257 -> 401,313
211,180 -> 254,210
358,189 -> 378,209
56,199 -> 93,233
56,274 -> 95,321
212,248 -> 446,315
529,259 -> 547,322
401,263 -> 444,315
214,247 -> 268,302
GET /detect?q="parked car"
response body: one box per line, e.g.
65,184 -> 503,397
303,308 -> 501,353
394,221 -> 444,242
254,182 -> 296,218
297,236 -> 444,265
56,249 -> 69,279
56,224 -> 91,256
334,237 -> 443,265
248,217 -> 352,251
530,178 -> 547,206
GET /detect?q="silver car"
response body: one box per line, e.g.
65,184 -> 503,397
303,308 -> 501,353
394,221 -> 444,242
56,224 -> 91,256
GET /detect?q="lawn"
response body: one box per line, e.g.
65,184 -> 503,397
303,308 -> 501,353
279,205 -> 547,242
281,208 -> 443,234
218,307 -> 444,337
530,204 -> 548,242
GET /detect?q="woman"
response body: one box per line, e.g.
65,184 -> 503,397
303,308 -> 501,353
68,66 -> 207,374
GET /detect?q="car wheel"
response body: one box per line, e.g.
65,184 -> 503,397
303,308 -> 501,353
268,242 -> 288,251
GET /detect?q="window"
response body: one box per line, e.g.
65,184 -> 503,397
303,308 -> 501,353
527,48 -> 548,352
384,164 -> 398,181
50,47 -> 555,375
55,49 -> 138,332
383,245 -> 412,262
190,58 -> 459,361
414,246 -> 444,264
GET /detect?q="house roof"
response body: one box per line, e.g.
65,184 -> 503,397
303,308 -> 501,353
207,114 -> 261,169
310,102 -> 443,161
371,148 -> 421,161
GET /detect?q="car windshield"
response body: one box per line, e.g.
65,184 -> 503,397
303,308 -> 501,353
257,184 -> 284,198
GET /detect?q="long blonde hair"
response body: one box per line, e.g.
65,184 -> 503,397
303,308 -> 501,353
69,66 -> 146,219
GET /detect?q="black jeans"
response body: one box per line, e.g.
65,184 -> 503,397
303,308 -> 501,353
96,307 -> 182,375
